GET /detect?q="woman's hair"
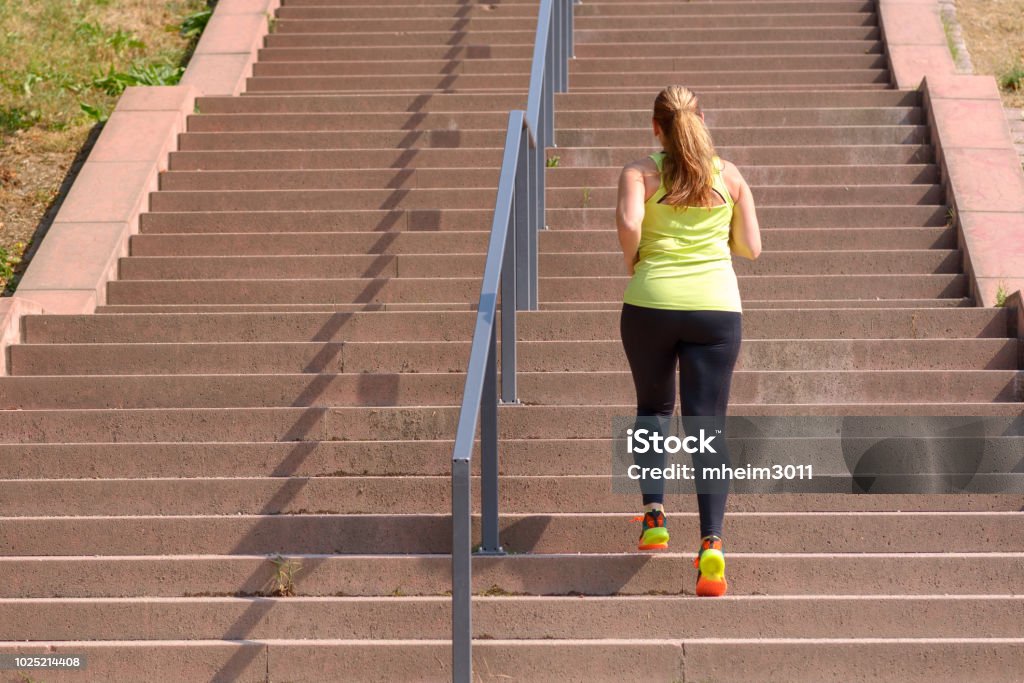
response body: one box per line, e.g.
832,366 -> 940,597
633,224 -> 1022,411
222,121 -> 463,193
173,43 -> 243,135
652,85 -> 718,208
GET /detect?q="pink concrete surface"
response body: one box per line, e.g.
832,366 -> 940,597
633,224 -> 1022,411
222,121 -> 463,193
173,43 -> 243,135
117,84 -> 197,113
180,53 -> 257,98
215,0 -> 276,13
0,297 -> 42,377
15,222 -> 128,295
10,290 -> 96,317
959,212 -> 1024,307
194,13 -> 267,56
943,147 -> 1024,214
878,0 -> 954,89
929,98 -> 1016,150
879,3 -> 947,46
86,111 -> 183,162
51,160 -> 156,223
922,73 -> 1002,101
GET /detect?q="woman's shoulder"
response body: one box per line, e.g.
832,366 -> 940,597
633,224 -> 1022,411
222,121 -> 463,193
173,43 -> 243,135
717,157 -> 742,200
621,155 -> 660,176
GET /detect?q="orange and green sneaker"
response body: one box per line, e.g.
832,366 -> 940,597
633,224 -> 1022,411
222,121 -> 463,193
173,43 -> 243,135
694,535 -> 727,597
633,508 -> 669,550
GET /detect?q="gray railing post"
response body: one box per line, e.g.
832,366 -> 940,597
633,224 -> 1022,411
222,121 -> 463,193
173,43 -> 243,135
528,138 -> 540,310
479,319 -> 502,554
500,187 -> 518,403
570,0 -> 577,61
451,458 -> 472,682
545,31 -> 555,146
514,126 -> 532,310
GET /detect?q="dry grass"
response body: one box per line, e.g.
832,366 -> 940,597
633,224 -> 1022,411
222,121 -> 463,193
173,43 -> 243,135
0,0 -> 207,292
954,0 -> 1024,108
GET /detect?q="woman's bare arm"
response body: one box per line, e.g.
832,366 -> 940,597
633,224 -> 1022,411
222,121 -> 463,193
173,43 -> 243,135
723,160 -> 762,260
616,161 -> 647,275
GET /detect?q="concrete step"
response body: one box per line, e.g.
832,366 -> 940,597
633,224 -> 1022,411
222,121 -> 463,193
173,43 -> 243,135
193,90 -> 917,115
547,145 -> 936,167
244,70 -> 891,93
0,368 -> 1017,408
146,185 -> 944,212
23,308 -> 1008,344
3,552 -> 1021,598
269,2 -> 875,20
88,297 -> 979,313
578,0 -> 877,15
249,55 -> 890,78
569,70 -> 892,88
4,438 -> 1024,483
5,471 -> 1024,515
0,403 -> 1020,444
2,594 -> 1023,641
261,28 -> 879,49
245,73 -> 533,94
272,15 -> 878,33
157,165 -> 940,191
275,4 -> 541,19
164,145 -> 935,172
3,637 -> 1024,683
0,638 -> 1019,683
172,126 -> 928,151
11,337 -> 1014,376
99,274 -> 969,305
181,109 -> 926,134
277,5 -> 877,20
135,224 -> 953,252
137,206 -> 949,233
113,250 -> 962,279
540,228 -> 956,251
2,511 -> 1023,554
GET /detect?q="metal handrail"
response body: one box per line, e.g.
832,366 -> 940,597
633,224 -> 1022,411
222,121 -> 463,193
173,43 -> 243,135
450,1 -> 575,681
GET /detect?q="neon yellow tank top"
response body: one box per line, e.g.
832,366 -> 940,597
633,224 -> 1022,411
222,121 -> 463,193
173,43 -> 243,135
622,151 -> 742,313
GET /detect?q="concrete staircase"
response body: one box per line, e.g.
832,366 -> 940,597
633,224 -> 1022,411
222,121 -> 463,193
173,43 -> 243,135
2,0 -> 1023,681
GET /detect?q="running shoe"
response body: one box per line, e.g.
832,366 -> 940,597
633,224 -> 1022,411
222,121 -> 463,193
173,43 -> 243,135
694,534 -> 727,597
633,508 -> 669,550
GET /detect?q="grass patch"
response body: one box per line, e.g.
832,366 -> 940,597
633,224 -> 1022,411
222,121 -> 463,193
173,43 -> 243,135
999,62 -> 1024,92
0,0 -> 211,291
940,11 -> 961,65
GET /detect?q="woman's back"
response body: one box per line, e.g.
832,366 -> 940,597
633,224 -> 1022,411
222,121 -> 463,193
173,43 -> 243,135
622,151 -> 742,313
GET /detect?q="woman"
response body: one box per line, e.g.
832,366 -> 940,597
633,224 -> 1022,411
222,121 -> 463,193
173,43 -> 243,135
616,85 -> 761,597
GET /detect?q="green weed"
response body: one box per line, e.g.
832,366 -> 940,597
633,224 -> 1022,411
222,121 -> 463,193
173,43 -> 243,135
995,281 -> 1008,307
999,62 -> 1024,91
79,101 -> 108,123
0,243 -> 23,282
545,155 -> 560,167
179,8 -> 213,39
264,554 -> 302,596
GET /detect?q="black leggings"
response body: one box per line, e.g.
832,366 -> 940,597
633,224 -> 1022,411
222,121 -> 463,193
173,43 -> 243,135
619,302 -> 743,538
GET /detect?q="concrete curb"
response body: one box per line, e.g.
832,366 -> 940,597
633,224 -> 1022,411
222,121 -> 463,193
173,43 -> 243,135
879,0 -> 1024,307
0,0 -> 281,374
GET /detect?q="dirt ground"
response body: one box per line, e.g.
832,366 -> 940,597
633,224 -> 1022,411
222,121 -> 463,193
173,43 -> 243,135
0,0 -> 205,293
954,0 -> 1024,108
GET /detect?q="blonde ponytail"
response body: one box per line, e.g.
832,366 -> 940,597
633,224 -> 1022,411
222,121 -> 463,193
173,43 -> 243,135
653,85 -> 717,209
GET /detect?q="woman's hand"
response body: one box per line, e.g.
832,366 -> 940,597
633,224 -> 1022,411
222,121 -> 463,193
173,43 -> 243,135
625,251 -> 640,276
